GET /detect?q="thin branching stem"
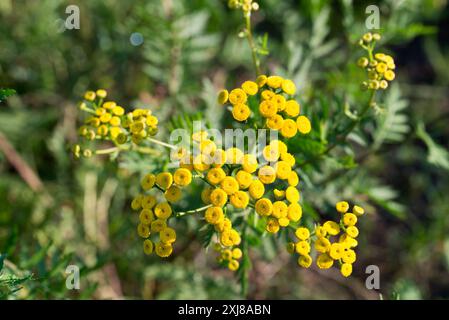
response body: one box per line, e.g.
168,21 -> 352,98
176,204 -> 212,217
244,12 -> 261,76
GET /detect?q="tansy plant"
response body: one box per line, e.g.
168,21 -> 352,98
73,0 -> 396,294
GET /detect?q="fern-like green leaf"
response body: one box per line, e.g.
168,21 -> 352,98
373,84 -> 410,149
416,121 -> 449,171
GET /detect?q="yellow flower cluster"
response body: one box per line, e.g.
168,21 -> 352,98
130,169 -> 193,258
74,89 -> 159,157
357,33 -> 396,90
218,75 -> 312,138
253,141 -> 302,233
214,244 -> 243,271
288,201 -> 365,277
228,0 -> 259,13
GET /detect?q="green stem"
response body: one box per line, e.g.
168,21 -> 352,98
176,204 -> 212,217
95,147 -> 119,155
244,12 -> 261,76
147,137 -> 177,150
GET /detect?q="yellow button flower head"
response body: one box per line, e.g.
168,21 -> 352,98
160,227 -> 176,244
270,94 -> 286,111
261,89 -> 275,100
151,219 -> 167,233
110,116 -> 121,127
286,186 -> 300,203
142,195 -> 157,209
228,259 -> 240,271
317,253 -> 334,269
343,213 -> 357,226
297,255 -> 312,268
255,198 -> 273,216
315,225 -> 327,237
232,248 -> 243,259
287,203 -> 302,222
286,242 -> 296,254
278,217 -> 290,227
249,180 -> 265,199
230,191 -> 249,209
263,145 -> 280,162
201,187 -> 213,204
256,75 -> 267,87
340,263 -> 353,277
131,194 -> 143,210
296,116 -> 311,134
329,243 -> 344,260
143,239 -> 154,255
210,188 -> 228,207
273,189 -> 285,200
137,223 -> 150,238
165,185 -> 182,203
141,173 -> 156,190
266,217 -> 280,233
229,88 -> 247,105
236,170 -> 253,189
384,70 -> 395,81
139,209 -> 154,225
100,112 -> 112,123
258,166 -> 276,184
342,249 -> 356,264
295,241 -> 311,255
315,237 -> 331,253
96,89 -> 107,98
272,201 -> 288,218
340,234 -> 358,248
267,114 -> 284,130
207,168 -> 226,185
155,242 -> 173,258
215,218 -> 232,233
346,226 -> 359,238
259,100 -> 277,118
281,79 -> 296,95
241,81 -> 258,95
205,206 -> 224,225
232,103 -> 251,121
281,119 -> 298,138
266,76 -> 283,89
353,205 -> 365,216
112,105 -> 125,116
173,168 -> 192,187
323,221 -> 340,236
242,154 -> 258,173
336,201 -> 350,213
287,171 -> 299,186
285,100 -> 300,117
156,172 -> 173,190
295,227 -> 310,240
154,202 -> 172,219
220,176 -> 239,195
217,89 -> 229,105
220,230 -> 234,247
84,91 -> 96,101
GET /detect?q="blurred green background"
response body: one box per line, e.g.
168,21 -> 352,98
1,0 -> 449,299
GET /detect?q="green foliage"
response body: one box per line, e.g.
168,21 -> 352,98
0,88 -> 15,102
373,84 -> 410,149
0,0 -> 448,300
416,122 -> 449,171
